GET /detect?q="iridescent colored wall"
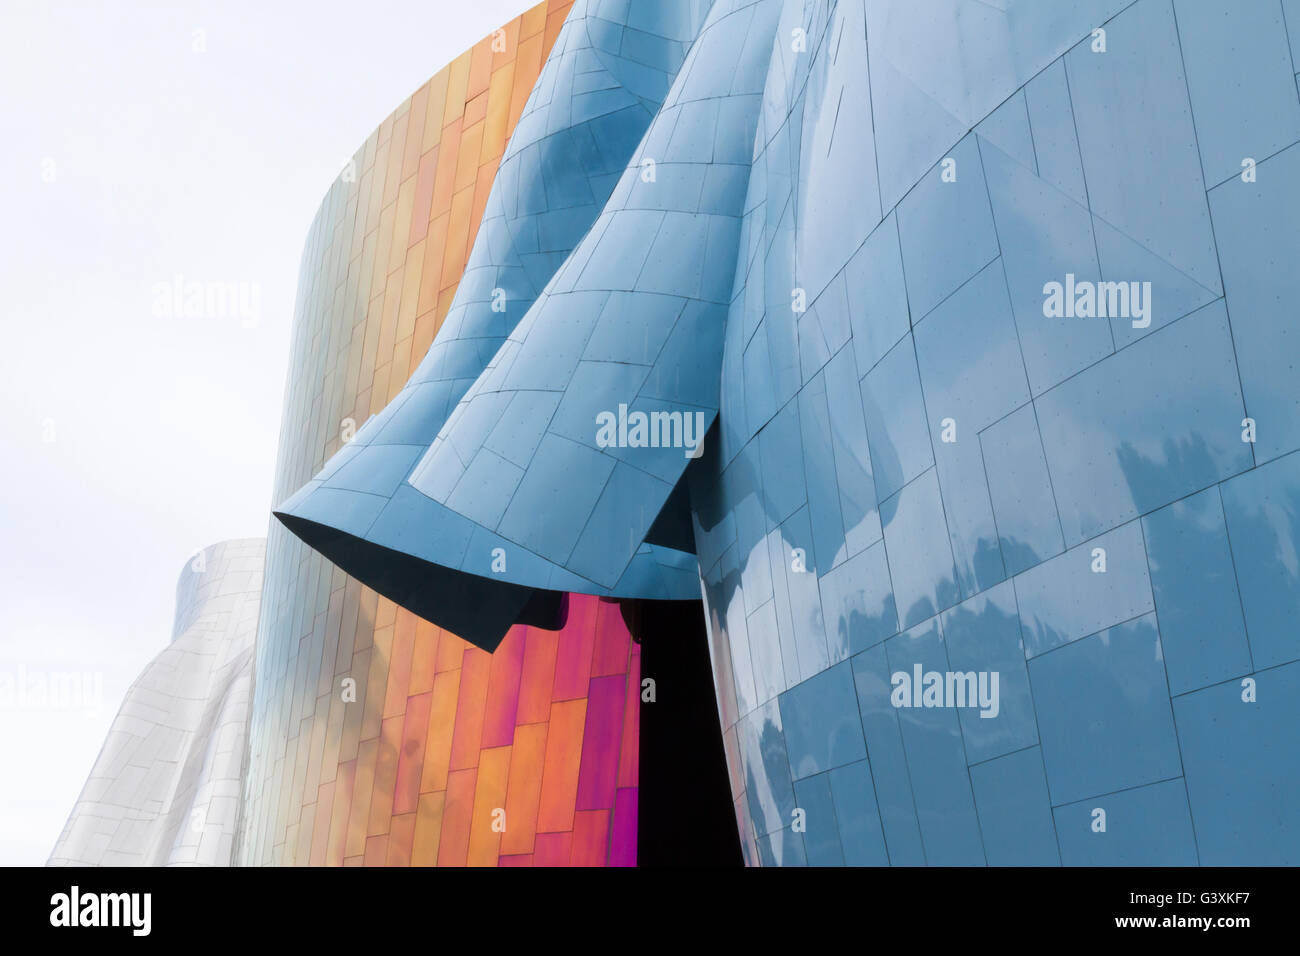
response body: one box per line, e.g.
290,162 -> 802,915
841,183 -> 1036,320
238,1 -> 643,866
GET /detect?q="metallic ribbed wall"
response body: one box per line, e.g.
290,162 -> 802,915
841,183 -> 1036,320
238,1 -> 643,866
50,538 -> 265,867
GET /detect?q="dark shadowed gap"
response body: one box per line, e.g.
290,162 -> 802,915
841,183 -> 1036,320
623,598 -> 743,867
273,511 -> 567,651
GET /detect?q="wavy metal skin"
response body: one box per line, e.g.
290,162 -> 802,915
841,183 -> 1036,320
49,539 -> 265,866
274,0 -> 713,649
407,0 -> 781,599
241,3 -> 646,868
690,0 -> 1300,866
270,0 -> 1300,866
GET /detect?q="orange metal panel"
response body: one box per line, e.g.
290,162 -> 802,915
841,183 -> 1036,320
552,596 -> 598,701
362,834 -> 388,866
466,745 -> 512,865
448,647 -> 491,771
439,186 -> 475,294
516,627 -> 559,725
394,240 -> 424,344
436,767 -> 477,866
419,668 -> 462,794
402,86 -> 428,182
345,737 -> 379,858
481,62 -> 515,164
481,626 -> 526,748
467,35 -> 493,99
492,18 -> 521,69
421,71 -> 449,153
464,89 -> 489,128
536,698 -> 587,833
509,34 -> 545,130
407,148 -> 439,248
591,597 -> 631,677
416,214 -> 449,316
381,612 -> 415,718
411,791 -> 446,866
434,628 -> 465,673
372,202 -> 396,291
570,809 -> 611,866
520,3 -> 547,38
441,50 -> 472,128
385,811 -> 417,866
375,594 -> 397,630
429,118 -> 462,221
382,110 -> 408,208
393,690 -> 433,815
391,175 -> 418,265
500,721 -> 548,856
408,618 -> 439,695
366,714 -> 403,836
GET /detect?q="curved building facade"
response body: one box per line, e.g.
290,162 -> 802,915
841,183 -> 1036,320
49,538 -> 265,867
274,0 -> 1300,866
239,0 -> 662,866
272,0 -> 710,649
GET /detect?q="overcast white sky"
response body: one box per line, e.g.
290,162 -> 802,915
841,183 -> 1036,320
0,0 -> 534,866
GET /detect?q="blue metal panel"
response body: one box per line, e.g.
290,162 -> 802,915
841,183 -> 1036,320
969,747 -> 1060,866
1055,779 -> 1199,867
1029,614 -> 1183,806
1174,661 -> 1300,865
778,661 -> 867,780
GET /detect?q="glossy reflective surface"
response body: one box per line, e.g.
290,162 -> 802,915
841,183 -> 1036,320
273,0 -> 1300,866
242,3 -> 642,866
688,0 -> 1300,865
272,0 -> 711,646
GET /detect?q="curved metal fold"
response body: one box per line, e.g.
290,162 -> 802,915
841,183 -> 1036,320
408,0 -> 781,593
274,0 -> 730,648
